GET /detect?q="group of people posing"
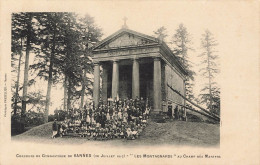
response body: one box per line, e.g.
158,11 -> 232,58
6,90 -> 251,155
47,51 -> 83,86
52,97 -> 151,140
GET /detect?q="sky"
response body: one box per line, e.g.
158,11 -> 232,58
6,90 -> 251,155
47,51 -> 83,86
7,0 -> 259,114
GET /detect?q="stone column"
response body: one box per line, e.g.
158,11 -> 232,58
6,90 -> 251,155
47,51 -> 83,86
164,64 -> 169,111
93,62 -> 100,107
161,62 -> 166,101
102,64 -> 108,104
183,79 -> 186,117
161,62 -> 167,112
153,57 -> 162,112
112,60 -> 119,100
132,58 -> 140,99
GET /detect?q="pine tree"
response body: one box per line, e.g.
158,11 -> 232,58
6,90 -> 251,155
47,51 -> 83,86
171,24 -> 195,101
11,13 -> 25,115
21,13 -> 33,124
78,14 -> 102,110
198,30 -> 220,114
31,13 -> 66,123
62,12 -> 82,111
11,13 -> 39,129
27,12 -> 102,122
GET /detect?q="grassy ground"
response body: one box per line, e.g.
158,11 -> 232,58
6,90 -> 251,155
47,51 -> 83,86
12,120 -> 220,147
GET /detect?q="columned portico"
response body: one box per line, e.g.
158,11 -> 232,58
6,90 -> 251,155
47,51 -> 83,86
112,60 -> 119,100
132,58 -> 140,99
92,28 -> 187,113
93,62 -> 100,107
153,57 -> 162,112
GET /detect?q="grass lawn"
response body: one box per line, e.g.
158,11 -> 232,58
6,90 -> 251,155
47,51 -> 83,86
12,120 -> 220,147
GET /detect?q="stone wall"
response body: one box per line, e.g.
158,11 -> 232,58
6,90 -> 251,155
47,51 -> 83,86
165,64 -> 185,109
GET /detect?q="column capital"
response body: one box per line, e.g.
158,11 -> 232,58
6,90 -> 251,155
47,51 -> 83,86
113,59 -> 119,63
93,61 -> 100,65
132,57 -> 139,60
153,57 -> 161,61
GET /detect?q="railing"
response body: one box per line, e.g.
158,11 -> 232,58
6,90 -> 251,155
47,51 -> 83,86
167,84 -> 220,122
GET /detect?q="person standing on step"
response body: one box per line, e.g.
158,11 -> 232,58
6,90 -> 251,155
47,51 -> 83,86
174,106 -> 179,120
52,119 -> 58,138
179,106 -> 183,120
100,111 -> 107,128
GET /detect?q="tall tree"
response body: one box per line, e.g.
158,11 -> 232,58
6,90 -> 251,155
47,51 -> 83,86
45,14 -> 57,123
11,38 -> 23,116
29,13 -> 102,121
171,24 -> 195,101
11,13 -> 38,128
21,13 -> 33,124
32,13 -> 66,123
61,12 -> 85,111
78,14 -> 102,110
11,13 -> 25,115
198,30 -> 220,114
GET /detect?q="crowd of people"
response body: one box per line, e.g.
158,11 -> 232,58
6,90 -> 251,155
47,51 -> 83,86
52,97 -> 151,140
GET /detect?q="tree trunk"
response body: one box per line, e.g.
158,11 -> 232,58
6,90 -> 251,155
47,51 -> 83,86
63,75 -> 67,111
44,21 -> 56,123
65,16 -> 72,112
14,38 -> 23,115
67,77 -> 72,111
21,14 -> 32,127
206,35 -> 212,112
80,69 -> 86,110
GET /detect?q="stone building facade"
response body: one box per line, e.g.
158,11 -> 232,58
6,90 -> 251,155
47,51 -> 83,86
91,28 -> 187,113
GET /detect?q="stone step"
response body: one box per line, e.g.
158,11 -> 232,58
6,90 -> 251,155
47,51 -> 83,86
150,111 -> 166,123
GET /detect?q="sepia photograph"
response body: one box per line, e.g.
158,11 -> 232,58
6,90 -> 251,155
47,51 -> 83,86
0,0 -> 259,165
10,11 -> 220,147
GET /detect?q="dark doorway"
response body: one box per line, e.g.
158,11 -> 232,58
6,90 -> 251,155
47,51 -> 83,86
140,61 -> 153,101
119,64 -> 132,99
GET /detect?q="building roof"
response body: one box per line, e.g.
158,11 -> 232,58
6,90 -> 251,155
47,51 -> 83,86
92,28 -> 188,76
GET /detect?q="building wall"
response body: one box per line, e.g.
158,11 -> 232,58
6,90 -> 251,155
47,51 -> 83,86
165,64 -> 185,109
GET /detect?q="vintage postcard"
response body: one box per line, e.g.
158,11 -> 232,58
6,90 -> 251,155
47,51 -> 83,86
0,0 -> 259,164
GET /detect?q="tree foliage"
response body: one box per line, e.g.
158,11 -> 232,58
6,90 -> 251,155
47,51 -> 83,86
29,13 -> 102,122
78,14 -> 102,110
153,26 -> 168,41
171,24 -> 195,101
11,12 -> 103,129
11,13 -> 40,129
198,30 -> 220,114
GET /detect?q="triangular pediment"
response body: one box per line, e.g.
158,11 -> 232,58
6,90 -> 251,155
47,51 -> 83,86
93,29 -> 159,50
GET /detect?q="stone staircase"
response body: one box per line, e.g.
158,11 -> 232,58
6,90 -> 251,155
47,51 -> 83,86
149,111 -> 167,123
